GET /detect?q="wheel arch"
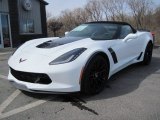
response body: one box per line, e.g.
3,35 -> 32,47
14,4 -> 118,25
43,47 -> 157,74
88,51 -> 109,69
148,40 -> 153,45
142,32 -> 154,51
141,39 -> 153,65
80,51 -> 111,94
145,39 -> 153,49
141,39 -> 153,54
81,51 -> 111,81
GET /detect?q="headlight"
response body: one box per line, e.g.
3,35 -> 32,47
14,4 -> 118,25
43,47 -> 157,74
49,48 -> 87,65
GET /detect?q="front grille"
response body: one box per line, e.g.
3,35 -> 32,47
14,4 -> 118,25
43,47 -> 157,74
10,67 -> 52,84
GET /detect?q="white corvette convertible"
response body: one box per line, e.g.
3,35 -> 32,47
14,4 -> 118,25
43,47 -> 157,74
8,21 -> 153,95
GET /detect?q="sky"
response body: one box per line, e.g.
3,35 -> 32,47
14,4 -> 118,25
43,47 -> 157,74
46,0 -> 87,17
45,0 -> 160,17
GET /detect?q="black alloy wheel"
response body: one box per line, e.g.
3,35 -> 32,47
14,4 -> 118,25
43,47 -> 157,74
81,55 -> 109,95
142,42 -> 153,65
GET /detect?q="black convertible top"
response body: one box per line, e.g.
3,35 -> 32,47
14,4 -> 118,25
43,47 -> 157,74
86,21 -> 130,25
85,21 -> 137,33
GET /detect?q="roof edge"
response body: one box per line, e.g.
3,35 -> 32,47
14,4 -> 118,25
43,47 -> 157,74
85,21 -> 137,33
39,0 -> 49,5
85,21 -> 130,25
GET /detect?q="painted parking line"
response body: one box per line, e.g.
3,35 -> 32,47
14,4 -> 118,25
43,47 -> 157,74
0,90 -> 21,115
0,100 -> 47,119
0,74 -> 7,80
0,74 -> 48,119
0,88 -> 48,119
0,52 -> 13,55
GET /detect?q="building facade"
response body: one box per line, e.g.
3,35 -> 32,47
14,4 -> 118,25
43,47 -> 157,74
0,0 -> 48,48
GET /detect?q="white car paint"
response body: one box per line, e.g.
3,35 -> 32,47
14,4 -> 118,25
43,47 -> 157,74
8,25 -> 153,93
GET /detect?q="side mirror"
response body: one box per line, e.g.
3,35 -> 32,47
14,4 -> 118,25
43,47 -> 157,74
65,31 -> 69,35
123,33 -> 137,42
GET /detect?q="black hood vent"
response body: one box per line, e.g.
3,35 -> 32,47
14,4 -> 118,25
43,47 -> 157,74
37,37 -> 84,48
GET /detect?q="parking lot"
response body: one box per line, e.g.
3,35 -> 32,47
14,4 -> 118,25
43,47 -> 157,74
0,47 -> 160,120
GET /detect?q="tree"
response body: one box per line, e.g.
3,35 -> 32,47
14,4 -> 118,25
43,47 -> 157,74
48,19 -> 63,36
72,8 -> 89,25
85,0 -> 103,21
101,0 -> 127,21
113,0 -> 127,21
155,7 -> 160,28
127,0 -> 153,29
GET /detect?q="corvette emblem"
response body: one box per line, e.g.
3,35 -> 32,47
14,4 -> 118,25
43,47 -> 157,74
19,58 -> 27,63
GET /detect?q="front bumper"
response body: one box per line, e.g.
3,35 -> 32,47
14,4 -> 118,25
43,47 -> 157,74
8,63 -> 82,93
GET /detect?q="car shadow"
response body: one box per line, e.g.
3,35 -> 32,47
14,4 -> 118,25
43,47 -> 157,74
87,57 -> 160,101
22,56 -> 160,114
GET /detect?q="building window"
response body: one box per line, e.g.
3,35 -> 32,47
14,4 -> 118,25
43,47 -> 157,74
20,20 -> 34,34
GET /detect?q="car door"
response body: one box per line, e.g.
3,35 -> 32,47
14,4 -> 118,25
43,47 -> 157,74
109,25 -> 140,74
119,25 -> 141,60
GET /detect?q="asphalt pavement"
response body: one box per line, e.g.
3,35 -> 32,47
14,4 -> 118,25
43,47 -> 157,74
0,47 -> 160,120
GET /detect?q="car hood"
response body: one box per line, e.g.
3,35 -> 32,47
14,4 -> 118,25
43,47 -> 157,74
36,37 -> 85,48
9,37 -> 95,68
14,37 -> 94,56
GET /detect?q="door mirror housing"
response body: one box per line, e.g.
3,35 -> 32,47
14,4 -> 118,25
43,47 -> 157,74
65,31 -> 69,36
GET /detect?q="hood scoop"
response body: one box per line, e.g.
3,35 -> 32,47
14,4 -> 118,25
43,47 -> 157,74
36,37 -> 84,49
37,40 -> 62,48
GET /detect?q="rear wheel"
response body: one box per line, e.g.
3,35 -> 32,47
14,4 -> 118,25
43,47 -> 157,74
81,55 -> 109,95
141,42 -> 153,65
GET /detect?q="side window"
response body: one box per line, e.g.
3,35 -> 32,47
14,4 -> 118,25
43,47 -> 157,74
120,25 -> 133,39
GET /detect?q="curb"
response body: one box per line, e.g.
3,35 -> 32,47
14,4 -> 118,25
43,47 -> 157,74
0,48 -> 15,53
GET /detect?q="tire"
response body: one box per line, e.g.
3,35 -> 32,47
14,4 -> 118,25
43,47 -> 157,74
81,55 -> 109,95
141,42 -> 153,65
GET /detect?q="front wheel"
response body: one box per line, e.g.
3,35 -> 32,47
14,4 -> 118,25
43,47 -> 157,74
81,55 -> 109,95
141,42 -> 153,65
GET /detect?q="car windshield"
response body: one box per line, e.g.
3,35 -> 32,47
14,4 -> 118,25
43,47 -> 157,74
66,23 -> 120,40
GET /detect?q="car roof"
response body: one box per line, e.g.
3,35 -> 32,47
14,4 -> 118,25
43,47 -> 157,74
85,21 -> 131,25
85,21 -> 137,33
